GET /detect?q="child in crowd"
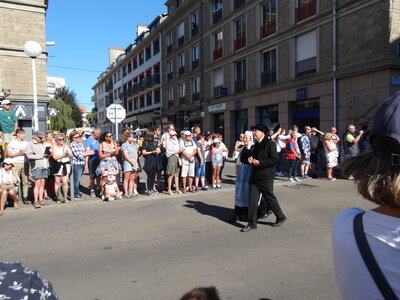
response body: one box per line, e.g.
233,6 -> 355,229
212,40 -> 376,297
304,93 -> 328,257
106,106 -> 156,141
0,158 -> 19,215
211,138 -> 223,189
104,175 -> 123,202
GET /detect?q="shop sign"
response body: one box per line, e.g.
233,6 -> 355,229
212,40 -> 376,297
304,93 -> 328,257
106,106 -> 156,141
296,87 -> 308,100
391,77 -> 400,85
208,103 -> 226,113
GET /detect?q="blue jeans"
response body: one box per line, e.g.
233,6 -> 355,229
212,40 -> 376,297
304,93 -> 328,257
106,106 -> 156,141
72,164 -> 84,197
288,159 -> 299,178
195,161 -> 205,178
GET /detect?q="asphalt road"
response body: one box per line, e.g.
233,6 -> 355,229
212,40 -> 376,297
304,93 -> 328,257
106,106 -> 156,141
0,170 -> 374,300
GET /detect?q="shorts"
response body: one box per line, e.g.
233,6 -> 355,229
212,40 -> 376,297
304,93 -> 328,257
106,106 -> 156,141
0,184 -> 15,192
54,164 -> 71,176
195,161 -> 205,178
88,159 -> 100,179
181,163 -> 195,177
301,157 -> 310,164
31,168 -> 49,179
2,133 -> 15,144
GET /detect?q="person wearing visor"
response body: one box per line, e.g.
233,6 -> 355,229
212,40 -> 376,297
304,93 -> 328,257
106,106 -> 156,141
332,92 -> 400,299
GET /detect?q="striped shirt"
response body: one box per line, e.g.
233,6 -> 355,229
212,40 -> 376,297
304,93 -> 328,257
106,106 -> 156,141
70,141 -> 85,165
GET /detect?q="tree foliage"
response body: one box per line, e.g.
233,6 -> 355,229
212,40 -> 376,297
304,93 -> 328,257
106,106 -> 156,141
53,87 -> 82,128
48,98 -> 75,132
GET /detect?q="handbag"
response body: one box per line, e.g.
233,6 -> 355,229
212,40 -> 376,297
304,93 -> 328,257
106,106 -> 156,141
177,156 -> 182,166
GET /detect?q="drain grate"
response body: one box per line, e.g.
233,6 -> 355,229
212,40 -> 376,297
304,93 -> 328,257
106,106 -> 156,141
283,183 -> 319,189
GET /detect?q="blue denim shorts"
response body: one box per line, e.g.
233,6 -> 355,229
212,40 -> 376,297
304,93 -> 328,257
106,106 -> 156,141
31,168 -> 49,179
195,161 -> 205,178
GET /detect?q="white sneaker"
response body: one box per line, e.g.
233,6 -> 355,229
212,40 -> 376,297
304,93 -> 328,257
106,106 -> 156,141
294,177 -> 302,182
289,178 -> 295,183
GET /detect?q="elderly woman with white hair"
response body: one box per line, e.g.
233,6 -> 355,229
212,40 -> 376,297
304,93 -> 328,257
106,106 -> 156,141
285,131 -> 301,182
332,93 -> 400,299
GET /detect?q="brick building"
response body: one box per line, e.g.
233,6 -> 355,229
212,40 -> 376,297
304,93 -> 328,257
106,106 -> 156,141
0,0 -> 49,134
160,0 -> 400,149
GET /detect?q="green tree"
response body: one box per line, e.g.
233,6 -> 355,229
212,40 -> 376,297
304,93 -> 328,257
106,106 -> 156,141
48,98 -> 75,132
53,87 -> 82,128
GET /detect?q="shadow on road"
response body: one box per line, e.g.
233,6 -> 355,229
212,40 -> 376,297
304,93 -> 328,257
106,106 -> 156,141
183,200 -> 242,228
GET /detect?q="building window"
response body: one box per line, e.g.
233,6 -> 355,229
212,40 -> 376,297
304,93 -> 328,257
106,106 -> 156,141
234,0 -> 246,10
167,32 -> 173,53
234,17 -> 246,51
192,45 -> 200,70
213,30 -> 223,60
139,52 -> 144,65
123,66 -> 127,77
192,77 -> 200,102
145,45 -> 152,61
127,62 -> 132,74
213,0 -> 223,23
191,11 -> 199,37
179,53 -> 185,76
146,93 -> 152,106
261,48 -> 277,85
154,89 -> 161,104
179,82 -> 186,105
168,5 -> 175,14
153,64 -> 161,84
259,105 -> 279,128
128,100 -> 133,112
296,0 -> 317,23
168,87 -> 174,108
213,67 -> 225,97
153,39 -> 160,55
260,1 -> 277,39
295,31 -> 317,77
178,21 -> 185,46
134,98 -> 138,110
140,96 -> 145,108
234,59 -> 246,92
167,60 -> 173,81
133,58 -> 137,70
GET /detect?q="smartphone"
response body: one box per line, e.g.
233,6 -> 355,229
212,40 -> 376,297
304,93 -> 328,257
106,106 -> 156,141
44,146 -> 51,155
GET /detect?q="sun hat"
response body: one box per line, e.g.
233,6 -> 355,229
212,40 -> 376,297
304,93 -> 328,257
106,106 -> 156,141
2,158 -> 14,166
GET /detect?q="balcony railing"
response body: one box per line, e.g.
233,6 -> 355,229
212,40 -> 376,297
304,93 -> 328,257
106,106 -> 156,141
192,92 -> 200,102
192,25 -> 199,37
260,19 -> 276,39
105,81 -> 113,92
296,0 -> 317,23
234,35 -> 246,51
296,56 -> 317,77
145,76 -> 153,88
127,87 -> 134,97
133,83 -> 139,94
179,66 -> 185,76
168,100 -> 174,108
179,96 -> 186,105
178,36 -> 185,46
168,72 -> 173,81
167,45 -> 173,54
153,74 -> 161,84
214,85 -> 228,97
213,47 -> 223,60
261,71 -> 277,86
234,79 -> 246,92
139,57 -> 144,65
213,8 -> 222,23
234,0 -> 246,10
139,80 -> 146,91
192,59 -> 199,70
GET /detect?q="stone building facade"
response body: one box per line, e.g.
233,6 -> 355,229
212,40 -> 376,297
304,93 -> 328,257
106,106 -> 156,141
160,0 -> 400,149
0,0 -> 49,133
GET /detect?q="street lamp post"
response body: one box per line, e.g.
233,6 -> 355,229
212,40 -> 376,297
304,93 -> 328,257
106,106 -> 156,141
23,41 -> 42,132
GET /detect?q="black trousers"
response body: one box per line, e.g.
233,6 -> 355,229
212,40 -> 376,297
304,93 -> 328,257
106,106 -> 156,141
146,167 -> 157,191
205,161 -> 213,184
248,178 -> 285,226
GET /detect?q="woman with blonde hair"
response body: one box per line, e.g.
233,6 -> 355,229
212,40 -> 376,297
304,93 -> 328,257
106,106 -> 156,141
121,131 -> 139,198
332,93 -> 400,299
324,132 -> 339,181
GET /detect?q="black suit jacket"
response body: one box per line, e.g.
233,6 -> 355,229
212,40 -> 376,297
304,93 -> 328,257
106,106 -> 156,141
241,137 -> 278,181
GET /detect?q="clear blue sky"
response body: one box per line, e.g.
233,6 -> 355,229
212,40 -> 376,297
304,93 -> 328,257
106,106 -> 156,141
46,0 -> 167,111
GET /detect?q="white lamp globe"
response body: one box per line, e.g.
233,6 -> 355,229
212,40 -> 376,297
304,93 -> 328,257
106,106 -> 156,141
200,111 -> 205,118
23,41 -> 42,58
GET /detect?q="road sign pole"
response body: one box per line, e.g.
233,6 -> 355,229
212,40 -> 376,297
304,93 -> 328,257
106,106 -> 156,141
115,106 -> 118,142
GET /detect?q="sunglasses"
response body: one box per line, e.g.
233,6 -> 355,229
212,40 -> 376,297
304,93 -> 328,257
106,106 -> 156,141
4,104 -> 11,106
58,138 -> 64,141
73,136 -> 79,139
106,135 -> 113,138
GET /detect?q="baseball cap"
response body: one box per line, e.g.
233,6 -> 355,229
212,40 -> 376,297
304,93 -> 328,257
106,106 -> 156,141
370,92 -> 400,165
170,130 -> 177,136
204,131 -> 211,136
2,158 -> 14,166
33,130 -> 45,138
183,130 -> 192,136
1,99 -> 11,105
213,138 -> 220,143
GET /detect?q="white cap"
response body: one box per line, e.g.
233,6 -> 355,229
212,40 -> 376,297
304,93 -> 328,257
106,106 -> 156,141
2,100 -> 11,105
2,158 -> 14,165
183,130 -> 192,136
170,130 -> 177,136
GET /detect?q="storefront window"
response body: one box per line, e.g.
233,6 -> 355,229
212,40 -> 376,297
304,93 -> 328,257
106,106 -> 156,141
235,109 -> 248,139
291,99 -> 320,128
259,105 -> 278,129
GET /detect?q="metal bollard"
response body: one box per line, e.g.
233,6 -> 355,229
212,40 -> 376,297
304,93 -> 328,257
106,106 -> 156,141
70,163 -> 74,200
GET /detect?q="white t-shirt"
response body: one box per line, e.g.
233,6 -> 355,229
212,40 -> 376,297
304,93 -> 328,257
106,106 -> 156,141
204,139 -> 212,162
0,168 -> 15,184
105,182 -> 118,196
179,139 -> 197,165
332,208 -> 400,300
220,141 -> 228,158
7,139 -> 28,163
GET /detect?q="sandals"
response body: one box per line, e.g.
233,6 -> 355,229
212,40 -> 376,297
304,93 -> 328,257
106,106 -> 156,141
33,202 -> 41,209
39,200 -> 49,206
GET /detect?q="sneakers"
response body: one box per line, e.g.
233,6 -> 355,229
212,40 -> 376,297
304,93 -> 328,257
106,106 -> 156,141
90,189 -> 95,197
328,177 -> 337,181
216,184 -> 221,189
108,197 -> 115,202
294,177 -> 302,182
289,177 -> 296,183
201,187 -> 208,191
116,195 -> 122,200
212,185 -> 217,189
276,172 -> 285,177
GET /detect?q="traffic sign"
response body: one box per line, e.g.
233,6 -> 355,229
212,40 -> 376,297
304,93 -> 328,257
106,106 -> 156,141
106,104 -> 126,123
48,108 -> 58,117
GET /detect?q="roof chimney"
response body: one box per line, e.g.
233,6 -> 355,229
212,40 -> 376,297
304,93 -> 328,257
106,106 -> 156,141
137,24 -> 148,37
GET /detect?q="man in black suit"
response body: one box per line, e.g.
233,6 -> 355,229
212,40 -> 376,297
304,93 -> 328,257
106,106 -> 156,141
240,124 -> 287,232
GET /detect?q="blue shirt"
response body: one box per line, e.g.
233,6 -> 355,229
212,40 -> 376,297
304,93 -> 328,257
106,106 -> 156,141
85,136 -> 99,160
